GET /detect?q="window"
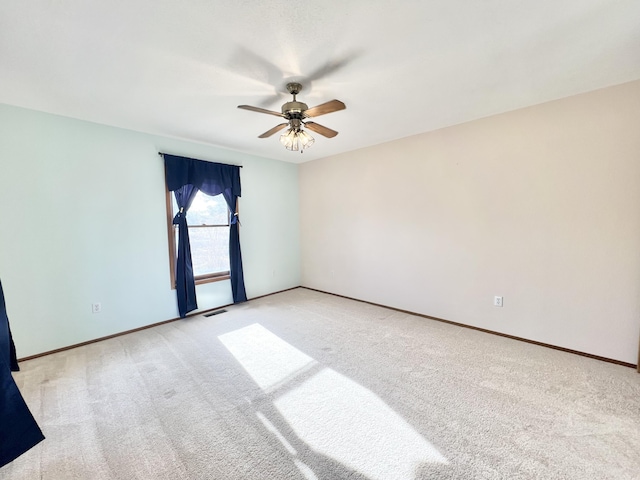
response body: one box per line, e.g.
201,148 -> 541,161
165,189 -> 231,287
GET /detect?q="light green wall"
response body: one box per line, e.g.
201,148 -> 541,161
0,103 -> 301,357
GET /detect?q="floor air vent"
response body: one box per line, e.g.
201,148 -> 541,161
203,309 -> 227,317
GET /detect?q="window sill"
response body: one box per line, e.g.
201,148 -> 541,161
195,274 -> 231,286
171,273 -> 230,290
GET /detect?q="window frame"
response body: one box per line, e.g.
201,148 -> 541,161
165,188 -> 233,289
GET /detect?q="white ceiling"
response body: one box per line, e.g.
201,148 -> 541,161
1,1 -> 639,164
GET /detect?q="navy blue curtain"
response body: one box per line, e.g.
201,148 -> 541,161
0,279 -> 45,468
164,154 -> 247,317
226,203 -> 246,304
172,184 -> 200,317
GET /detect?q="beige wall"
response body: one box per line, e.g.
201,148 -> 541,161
299,80 -> 640,364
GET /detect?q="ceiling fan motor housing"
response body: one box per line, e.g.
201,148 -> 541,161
282,101 -> 308,118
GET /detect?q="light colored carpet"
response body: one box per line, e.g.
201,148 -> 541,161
2,287 -> 640,479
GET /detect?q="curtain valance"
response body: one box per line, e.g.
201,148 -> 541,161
164,154 -> 241,198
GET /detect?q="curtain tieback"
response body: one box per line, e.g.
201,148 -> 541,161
173,209 -> 186,224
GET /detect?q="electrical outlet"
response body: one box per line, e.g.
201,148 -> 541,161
494,296 -> 503,307
92,302 -> 102,314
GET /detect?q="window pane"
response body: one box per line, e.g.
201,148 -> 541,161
188,226 -> 230,276
172,192 -> 229,226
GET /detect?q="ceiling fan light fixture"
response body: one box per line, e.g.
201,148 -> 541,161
279,128 -> 297,150
279,127 -> 314,152
298,129 -> 315,148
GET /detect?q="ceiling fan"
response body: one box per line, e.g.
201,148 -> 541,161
238,82 -> 346,152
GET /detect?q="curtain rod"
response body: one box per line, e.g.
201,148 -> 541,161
157,152 -> 243,167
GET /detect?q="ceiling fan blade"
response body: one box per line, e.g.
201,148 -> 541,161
304,121 -> 338,138
304,100 -> 346,118
305,52 -> 361,83
238,105 -> 285,118
258,123 -> 289,138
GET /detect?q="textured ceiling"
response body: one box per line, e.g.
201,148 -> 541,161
1,1 -> 639,163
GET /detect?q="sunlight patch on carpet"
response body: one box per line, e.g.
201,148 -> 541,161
219,323 -> 316,392
219,323 -> 448,480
